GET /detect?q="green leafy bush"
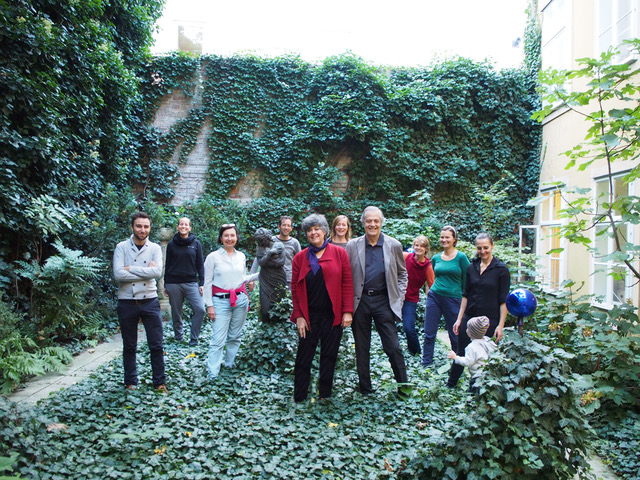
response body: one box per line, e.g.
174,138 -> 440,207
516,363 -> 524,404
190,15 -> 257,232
527,285 -> 640,409
0,300 -> 72,394
401,333 -> 593,480
594,411 -> 640,480
14,242 -> 105,344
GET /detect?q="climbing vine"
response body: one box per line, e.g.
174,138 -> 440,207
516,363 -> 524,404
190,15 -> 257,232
138,52 -> 541,239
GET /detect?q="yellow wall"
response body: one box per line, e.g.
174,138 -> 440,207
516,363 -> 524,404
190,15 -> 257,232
538,0 -> 640,307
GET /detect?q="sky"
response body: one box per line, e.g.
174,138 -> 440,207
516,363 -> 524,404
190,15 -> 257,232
151,0 -> 530,69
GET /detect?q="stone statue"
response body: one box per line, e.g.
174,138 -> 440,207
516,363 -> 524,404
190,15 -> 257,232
254,228 -> 287,322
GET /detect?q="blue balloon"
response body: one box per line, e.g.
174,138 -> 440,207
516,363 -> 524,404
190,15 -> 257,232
506,288 -> 537,318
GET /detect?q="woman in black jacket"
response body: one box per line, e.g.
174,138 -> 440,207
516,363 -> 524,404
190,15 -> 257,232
447,232 -> 510,388
164,217 -> 206,346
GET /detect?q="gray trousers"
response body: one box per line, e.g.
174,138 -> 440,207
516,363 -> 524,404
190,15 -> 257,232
165,282 -> 206,344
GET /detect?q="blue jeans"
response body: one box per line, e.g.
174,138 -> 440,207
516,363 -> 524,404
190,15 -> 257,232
207,293 -> 249,378
117,298 -> 166,387
401,301 -> 421,355
422,290 -> 460,366
165,282 -> 206,345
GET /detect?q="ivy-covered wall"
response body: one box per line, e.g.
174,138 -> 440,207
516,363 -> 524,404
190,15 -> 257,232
139,53 -> 541,237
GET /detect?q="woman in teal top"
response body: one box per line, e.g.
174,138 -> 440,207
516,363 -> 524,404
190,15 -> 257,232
422,226 -> 470,366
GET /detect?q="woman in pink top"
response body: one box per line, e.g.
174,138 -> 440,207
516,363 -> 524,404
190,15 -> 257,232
402,235 -> 435,355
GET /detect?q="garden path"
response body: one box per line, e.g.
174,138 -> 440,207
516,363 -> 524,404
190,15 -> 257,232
7,327 -> 145,404
5,328 -> 621,479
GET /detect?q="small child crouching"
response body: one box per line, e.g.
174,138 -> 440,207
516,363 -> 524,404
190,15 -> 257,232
446,316 -> 497,393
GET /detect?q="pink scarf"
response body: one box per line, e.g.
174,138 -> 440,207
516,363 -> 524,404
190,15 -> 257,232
212,284 -> 249,307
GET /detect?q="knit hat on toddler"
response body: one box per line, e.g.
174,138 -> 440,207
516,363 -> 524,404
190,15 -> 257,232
466,316 -> 490,340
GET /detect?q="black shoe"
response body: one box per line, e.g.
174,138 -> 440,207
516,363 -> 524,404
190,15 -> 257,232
397,384 -> 412,399
357,386 -> 373,396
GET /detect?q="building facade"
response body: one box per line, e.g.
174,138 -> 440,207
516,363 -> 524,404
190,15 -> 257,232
528,0 -> 640,308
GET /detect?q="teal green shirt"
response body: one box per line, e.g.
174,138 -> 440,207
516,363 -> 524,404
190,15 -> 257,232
430,251 -> 470,298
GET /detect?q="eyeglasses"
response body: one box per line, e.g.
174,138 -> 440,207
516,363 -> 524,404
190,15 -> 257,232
221,223 -> 236,228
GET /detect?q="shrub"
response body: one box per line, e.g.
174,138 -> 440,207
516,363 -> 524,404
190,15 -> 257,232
400,333 -> 593,480
594,411 -> 640,480
527,285 -> 640,410
14,242 -> 105,344
0,300 -> 72,393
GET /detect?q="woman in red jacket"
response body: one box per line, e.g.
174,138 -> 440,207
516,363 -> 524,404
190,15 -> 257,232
291,214 -> 354,402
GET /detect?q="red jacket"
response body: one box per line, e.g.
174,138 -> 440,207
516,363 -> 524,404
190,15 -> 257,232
291,243 -> 354,327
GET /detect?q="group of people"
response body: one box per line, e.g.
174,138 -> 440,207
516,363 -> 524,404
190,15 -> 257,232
113,208 -> 509,398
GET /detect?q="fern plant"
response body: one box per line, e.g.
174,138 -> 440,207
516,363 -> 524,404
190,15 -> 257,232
15,242 -> 104,343
0,301 -> 72,394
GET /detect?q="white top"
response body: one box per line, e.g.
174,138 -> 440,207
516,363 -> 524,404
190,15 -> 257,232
453,336 -> 497,378
203,248 -> 248,307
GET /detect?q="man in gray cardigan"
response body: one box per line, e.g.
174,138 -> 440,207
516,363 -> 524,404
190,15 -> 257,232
346,206 -> 409,396
113,212 -> 167,392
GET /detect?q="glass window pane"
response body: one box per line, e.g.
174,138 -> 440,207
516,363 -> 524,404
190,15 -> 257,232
540,193 -> 550,222
612,265 -> 627,303
593,266 -> 608,300
550,226 -> 561,257
553,190 -> 562,218
550,258 -> 560,290
595,225 -> 609,253
595,179 -> 609,215
600,0 -> 614,35
617,223 -> 628,247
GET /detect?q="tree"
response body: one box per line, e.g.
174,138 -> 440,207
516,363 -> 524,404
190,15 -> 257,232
531,39 -> 640,283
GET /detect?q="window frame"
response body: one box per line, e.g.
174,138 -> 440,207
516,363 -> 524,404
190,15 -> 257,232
535,187 -> 567,292
590,172 -> 635,308
596,0 -> 638,64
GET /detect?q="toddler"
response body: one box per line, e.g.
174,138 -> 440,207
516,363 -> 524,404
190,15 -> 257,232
446,315 -> 497,392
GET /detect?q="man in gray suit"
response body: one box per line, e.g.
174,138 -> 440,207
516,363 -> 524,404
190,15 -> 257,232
346,206 -> 409,396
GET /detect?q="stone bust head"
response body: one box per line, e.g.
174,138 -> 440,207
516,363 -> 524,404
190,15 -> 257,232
255,228 -> 274,248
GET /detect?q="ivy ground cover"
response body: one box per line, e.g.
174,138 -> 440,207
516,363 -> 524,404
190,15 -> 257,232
1,316 -> 461,480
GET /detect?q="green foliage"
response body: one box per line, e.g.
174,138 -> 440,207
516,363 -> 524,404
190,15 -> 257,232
401,333 -> 593,480
138,53 -> 540,240
0,318 -> 461,479
14,242 -> 105,344
533,39 -> 640,281
0,0 -> 164,287
265,287 -> 294,324
524,285 -> 640,410
0,300 -> 72,394
594,411 -> 640,479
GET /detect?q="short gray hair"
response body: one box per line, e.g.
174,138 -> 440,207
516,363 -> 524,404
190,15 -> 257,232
360,206 -> 385,225
300,214 -> 330,238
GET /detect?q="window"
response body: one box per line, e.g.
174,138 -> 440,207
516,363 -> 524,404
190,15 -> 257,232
541,0 -> 572,73
177,23 -> 204,54
536,188 -> 566,291
597,0 -> 637,62
591,174 -> 634,307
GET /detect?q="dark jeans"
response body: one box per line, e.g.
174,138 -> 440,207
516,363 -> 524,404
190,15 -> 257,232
117,298 -> 166,388
352,294 -> 408,394
401,300 -> 421,355
447,315 -> 498,388
294,313 -> 343,402
422,290 -> 460,366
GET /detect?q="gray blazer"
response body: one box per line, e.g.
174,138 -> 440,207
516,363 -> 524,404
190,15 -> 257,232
346,234 -> 408,319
